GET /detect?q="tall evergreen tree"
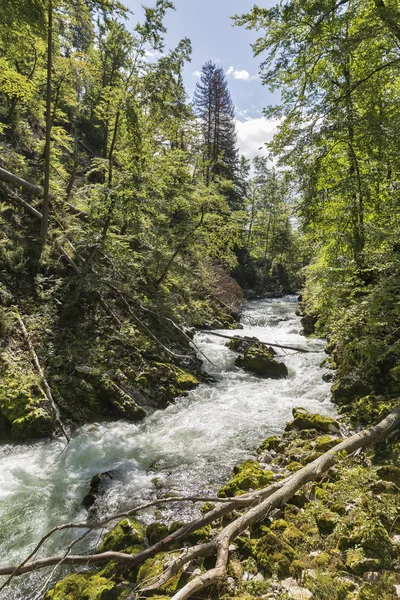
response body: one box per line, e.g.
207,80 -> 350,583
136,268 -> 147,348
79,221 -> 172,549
193,60 -> 238,188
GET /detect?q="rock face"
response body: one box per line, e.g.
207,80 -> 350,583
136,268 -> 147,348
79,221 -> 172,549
234,342 -> 288,379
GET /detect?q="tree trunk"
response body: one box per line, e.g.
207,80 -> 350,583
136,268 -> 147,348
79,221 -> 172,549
40,0 -> 53,244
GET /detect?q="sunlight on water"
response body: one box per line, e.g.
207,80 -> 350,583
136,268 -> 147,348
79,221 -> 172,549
0,296 -> 334,599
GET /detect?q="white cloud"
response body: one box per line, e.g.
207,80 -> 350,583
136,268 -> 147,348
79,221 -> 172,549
227,66 -> 258,81
236,117 -> 280,160
193,70 -> 202,77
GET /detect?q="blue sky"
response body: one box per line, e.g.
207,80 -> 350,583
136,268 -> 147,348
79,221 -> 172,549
124,0 -> 279,161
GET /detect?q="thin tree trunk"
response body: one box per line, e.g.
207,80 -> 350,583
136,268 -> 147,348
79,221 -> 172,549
41,0 -> 53,244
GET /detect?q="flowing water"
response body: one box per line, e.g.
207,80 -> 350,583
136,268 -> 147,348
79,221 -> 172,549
0,296 -> 335,599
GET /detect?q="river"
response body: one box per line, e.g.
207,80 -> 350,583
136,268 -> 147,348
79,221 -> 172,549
0,296 -> 334,599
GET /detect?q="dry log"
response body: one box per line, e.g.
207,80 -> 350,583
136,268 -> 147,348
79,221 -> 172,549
1,406 -> 400,594
205,331 -> 310,353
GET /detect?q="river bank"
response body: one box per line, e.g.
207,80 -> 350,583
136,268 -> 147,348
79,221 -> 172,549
0,296 -> 335,599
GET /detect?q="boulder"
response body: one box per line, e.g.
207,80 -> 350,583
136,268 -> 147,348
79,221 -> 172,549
235,343 -> 288,378
83,471 -> 114,509
331,376 -> 372,406
286,408 -> 340,434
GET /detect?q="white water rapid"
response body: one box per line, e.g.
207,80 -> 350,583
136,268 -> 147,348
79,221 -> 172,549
0,296 -> 335,599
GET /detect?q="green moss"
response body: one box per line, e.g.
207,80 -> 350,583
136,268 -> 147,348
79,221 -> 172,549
0,357 -> 54,439
311,552 -> 330,568
375,464 -> 400,486
286,408 -> 340,434
252,529 -> 295,577
256,435 -> 280,454
314,435 -> 341,452
146,522 -> 169,545
44,573 -> 118,600
97,519 -> 144,553
174,368 -> 199,390
270,519 -> 289,532
315,509 -> 338,535
286,461 -> 303,472
136,552 -> 183,594
345,548 -> 381,575
356,572 -> 397,599
199,502 -> 215,514
218,460 -> 273,498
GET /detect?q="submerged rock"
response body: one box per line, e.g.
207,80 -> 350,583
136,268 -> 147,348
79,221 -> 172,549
235,343 -> 288,379
83,471 -> 114,509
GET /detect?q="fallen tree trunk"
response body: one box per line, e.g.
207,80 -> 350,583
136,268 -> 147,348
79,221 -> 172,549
205,331 -> 310,353
1,406 -> 400,595
0,165 -> 90,221
17,314 -> 70,444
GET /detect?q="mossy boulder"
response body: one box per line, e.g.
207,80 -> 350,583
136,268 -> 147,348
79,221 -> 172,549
235,343 -> 288,378
257,435 -> 280,454
44,573 -> 119,600
301,314 -> 317,336
286,408 -> 340,434
218,459 -> 273,498
136,552 -> 184,594
346,548 -> 382,575
315,509 -> 338,535
146,522 -> 169,545
76,367 -> 145,421
0,358 -> 54,439
136,363 -> 199,406
97,518 -> 145,553
253,530 -> 295,577
313,435 -> 341,452
331,376 -> 372,406
226,336 -> 260,353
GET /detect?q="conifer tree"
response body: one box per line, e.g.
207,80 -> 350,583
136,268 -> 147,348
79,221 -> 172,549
193,60 -> 238,188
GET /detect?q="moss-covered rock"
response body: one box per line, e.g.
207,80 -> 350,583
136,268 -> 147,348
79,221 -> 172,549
286,408 -> 340,434
253,529 -> 296,577
331,377 -> 372,406
76,367 -> 145,421
235,343 -> 288,378
257,435 -> 280,454
301,314 -> 317,336
97,519 -> 145,553
218,460 -> 273,498
44,573 -> 119,600
226,336 -> 259,353
0,357 -> 54,439
146,522 -> 169,545
136,552 -> 184,594
313,435 -> 341,452
136,363 -> 199,407
315,509 -> 338,535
